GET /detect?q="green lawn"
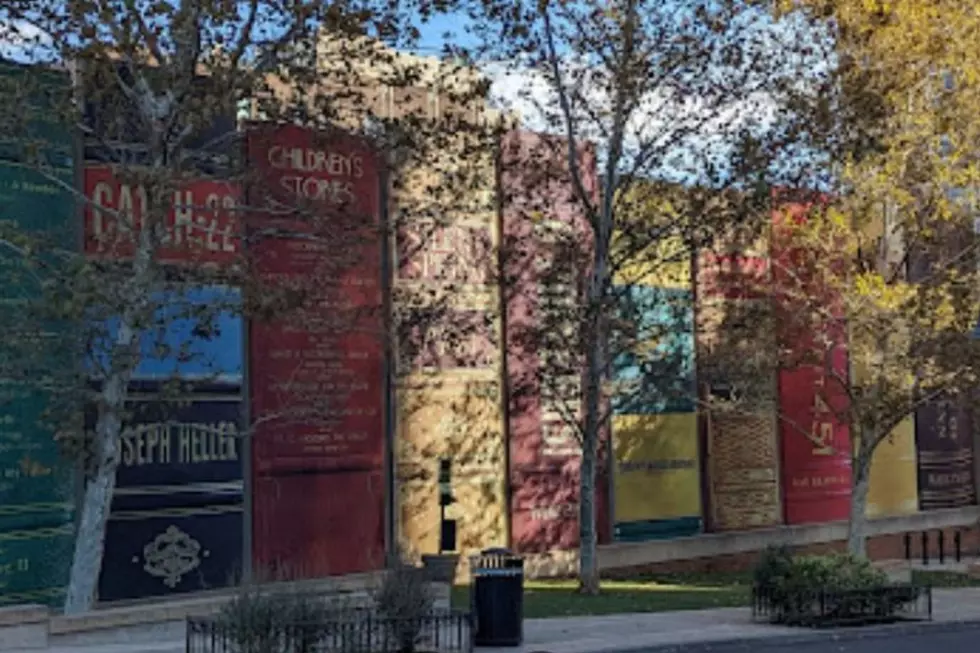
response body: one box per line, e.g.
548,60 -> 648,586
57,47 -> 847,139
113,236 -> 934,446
452,572 -> 752,619
449,568 -> 980,619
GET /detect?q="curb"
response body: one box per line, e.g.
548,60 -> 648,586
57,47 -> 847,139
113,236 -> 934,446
7,642 -> 186,653
8,646 -> 183,653
614,617 -> 980,652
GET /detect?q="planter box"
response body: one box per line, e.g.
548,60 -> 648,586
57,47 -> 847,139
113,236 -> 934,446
422,555 -> 460,584
751,583 -> 932,627
187,608 -> 473,653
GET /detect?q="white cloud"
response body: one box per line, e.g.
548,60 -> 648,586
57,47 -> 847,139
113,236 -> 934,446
480,9 -> 829,184
485,61 -> 781,182
0,19 -> 54,62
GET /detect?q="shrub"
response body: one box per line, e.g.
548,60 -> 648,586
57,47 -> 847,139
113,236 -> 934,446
754,551 -> 905,625
778,553 -> 887,594
753,548 -> 887,593
217,582 -> 339,653
753,544 -> 794,589
373,562 -> 435,653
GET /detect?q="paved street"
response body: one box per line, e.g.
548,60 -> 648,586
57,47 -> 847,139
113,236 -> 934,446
667,625 -> 980,652
787,630 -> 980,652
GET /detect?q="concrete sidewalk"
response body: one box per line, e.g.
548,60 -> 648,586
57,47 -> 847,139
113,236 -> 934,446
482,587 -> 980,653
482,607 -> 801,653
13,587 -> 980,653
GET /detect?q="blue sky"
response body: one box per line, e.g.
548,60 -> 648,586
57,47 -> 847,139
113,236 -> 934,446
414,14 -> 474,54
407,6 -> 831,188
0,4 -> 831,188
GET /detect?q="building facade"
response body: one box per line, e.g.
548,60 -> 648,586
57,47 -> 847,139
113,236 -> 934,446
0,52 -> 978,608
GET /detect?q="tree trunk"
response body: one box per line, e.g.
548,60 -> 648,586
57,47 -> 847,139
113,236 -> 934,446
847,454 -> 872,558
63,374 -> 125,613
62,165 -> 154,612
578,238 -> 607,596
61,50 -> 175,615
578,403 -> 599,594
63,223 -> 150,612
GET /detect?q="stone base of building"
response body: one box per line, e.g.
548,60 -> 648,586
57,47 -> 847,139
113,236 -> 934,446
0,571 -> 453,653
519,506 -> 980,579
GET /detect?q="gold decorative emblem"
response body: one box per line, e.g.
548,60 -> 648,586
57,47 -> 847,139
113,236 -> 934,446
133,525 -> 209,588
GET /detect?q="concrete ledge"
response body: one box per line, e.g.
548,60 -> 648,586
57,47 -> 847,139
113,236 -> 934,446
598,506 -> 980,572
865,507 -> 980,538
52,597 -> 218,636
3,572 -> 445,651
0,604 -> 50,651
517,506 -> 980,578
0,605 -> 48,627
51,571 -> 386,637
49,574 -> 454,650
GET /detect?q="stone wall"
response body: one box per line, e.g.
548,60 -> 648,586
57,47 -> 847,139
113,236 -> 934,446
603,526 -> 980,576
520,506 -> 980,579
599,507 -> 980,577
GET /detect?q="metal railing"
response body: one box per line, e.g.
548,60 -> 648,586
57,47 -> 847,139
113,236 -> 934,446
751,584 -> 932,627
904,529 -> 968,565
187,608 -> 473,653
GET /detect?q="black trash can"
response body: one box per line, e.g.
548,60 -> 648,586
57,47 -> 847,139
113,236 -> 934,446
470,547 -> 524,647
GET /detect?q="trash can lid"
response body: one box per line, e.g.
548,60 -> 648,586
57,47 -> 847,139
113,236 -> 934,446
481,547 -> 513,555
470,547 -> 524,573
